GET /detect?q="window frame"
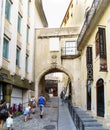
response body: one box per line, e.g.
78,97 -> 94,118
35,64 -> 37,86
17,13 -> 22,34
5,0 -> 11,21
3,37 -> 9,59
27,0 -> 30,16
64,41 -> 77,55
95,31 -> 99,57
16,47 -> 20,67
26,25 -> 30,43
25,54 -> 29,73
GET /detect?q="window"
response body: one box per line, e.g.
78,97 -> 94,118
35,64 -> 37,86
95,31 -> 99,57
3,38 -> 9,59
26,25 -> 30,43
27,1 -> 30,16
98,27 -> 107,71
17,14 -> 22,34
16,47 -> 20,66
25,54 -> 28,72
5,0 -> 11,21
62,41 -> 77,55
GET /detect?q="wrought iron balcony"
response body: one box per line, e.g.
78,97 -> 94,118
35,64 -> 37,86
61,47 -> 80,59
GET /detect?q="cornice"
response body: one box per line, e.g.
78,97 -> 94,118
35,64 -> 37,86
35,0 -> 48,27
77,0 -> 110,51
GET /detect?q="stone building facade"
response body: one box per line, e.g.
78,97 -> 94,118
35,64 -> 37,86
60,0 -> 110,128
0,0 -> 47,110
35,0 -> 110,128
77,0 -> 110,127
35,26 -> 80,103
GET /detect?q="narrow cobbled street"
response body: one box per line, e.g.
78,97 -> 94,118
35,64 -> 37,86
3,97 -> 58,130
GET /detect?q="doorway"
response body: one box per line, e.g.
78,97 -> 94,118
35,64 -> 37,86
96,78 -> 104,117
87,80 -> 91,110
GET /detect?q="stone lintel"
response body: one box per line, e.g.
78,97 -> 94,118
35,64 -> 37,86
37,27 -> 80,38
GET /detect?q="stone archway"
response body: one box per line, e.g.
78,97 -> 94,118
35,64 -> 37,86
35,65 -> 74,101
35,27 -> 81,106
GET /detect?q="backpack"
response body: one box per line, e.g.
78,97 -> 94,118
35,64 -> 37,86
32,100 -> 36,107
38,96 -> 45,105
29,98 -> 36,107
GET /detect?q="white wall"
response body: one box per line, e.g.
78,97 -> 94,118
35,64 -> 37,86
11,87 -> 22,106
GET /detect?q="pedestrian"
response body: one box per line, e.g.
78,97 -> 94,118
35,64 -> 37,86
0,99 -> 8,130
68,93 -> 71,100
29,96 -> 37,114
60,88 -> 66,105
23,104 -> 31,122
6,113 -> 13,130
37,94 -> 46,118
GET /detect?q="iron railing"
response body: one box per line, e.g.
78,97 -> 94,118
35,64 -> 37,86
68,101 -> 109,130
61,47 -> 78,56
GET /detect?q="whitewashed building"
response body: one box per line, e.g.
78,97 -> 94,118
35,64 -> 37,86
0,0 -> 48,110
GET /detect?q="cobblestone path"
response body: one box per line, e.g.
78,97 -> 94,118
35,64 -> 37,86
3,97 -> 58,130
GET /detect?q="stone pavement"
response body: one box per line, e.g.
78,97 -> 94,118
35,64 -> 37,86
3,97 -> 76,130
58,98 -> 76,130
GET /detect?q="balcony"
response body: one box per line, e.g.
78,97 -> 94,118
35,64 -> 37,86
61,47 -> 80,59
77,0 -> 107,50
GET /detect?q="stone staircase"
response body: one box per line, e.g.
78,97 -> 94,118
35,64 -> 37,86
68,102 -> 110,130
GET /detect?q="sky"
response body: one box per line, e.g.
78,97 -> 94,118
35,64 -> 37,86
42,0 -> 71,28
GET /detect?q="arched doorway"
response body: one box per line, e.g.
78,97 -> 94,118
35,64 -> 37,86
39,72 -> 71,98
96,78 -> 105,117
37,67 -> 73,101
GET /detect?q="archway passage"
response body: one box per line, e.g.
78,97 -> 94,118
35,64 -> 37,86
45,76 -> 58,96
96,78 -> 105,117
38,68 -> 72,101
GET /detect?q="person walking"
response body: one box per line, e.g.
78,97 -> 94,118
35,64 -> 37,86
6,112 -> 13,130
37,94 -> 46,118
60,88 -> 66,105
29,96 -> 37,114
0,99 -> 8,130
23,104 -> 31,122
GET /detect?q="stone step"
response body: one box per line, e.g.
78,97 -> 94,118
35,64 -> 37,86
80,117 -> 97,122
84,126 -> 109,130
83,121 -> 102,127
68,103 -> 109,130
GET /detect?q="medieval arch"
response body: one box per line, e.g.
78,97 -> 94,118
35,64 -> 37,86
35,64 -> 74,100
35,27 -> 81,106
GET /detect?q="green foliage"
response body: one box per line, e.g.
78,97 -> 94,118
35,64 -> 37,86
13,111 -> 23,117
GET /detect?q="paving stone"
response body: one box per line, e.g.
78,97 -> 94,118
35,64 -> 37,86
3,97 -> 58,130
